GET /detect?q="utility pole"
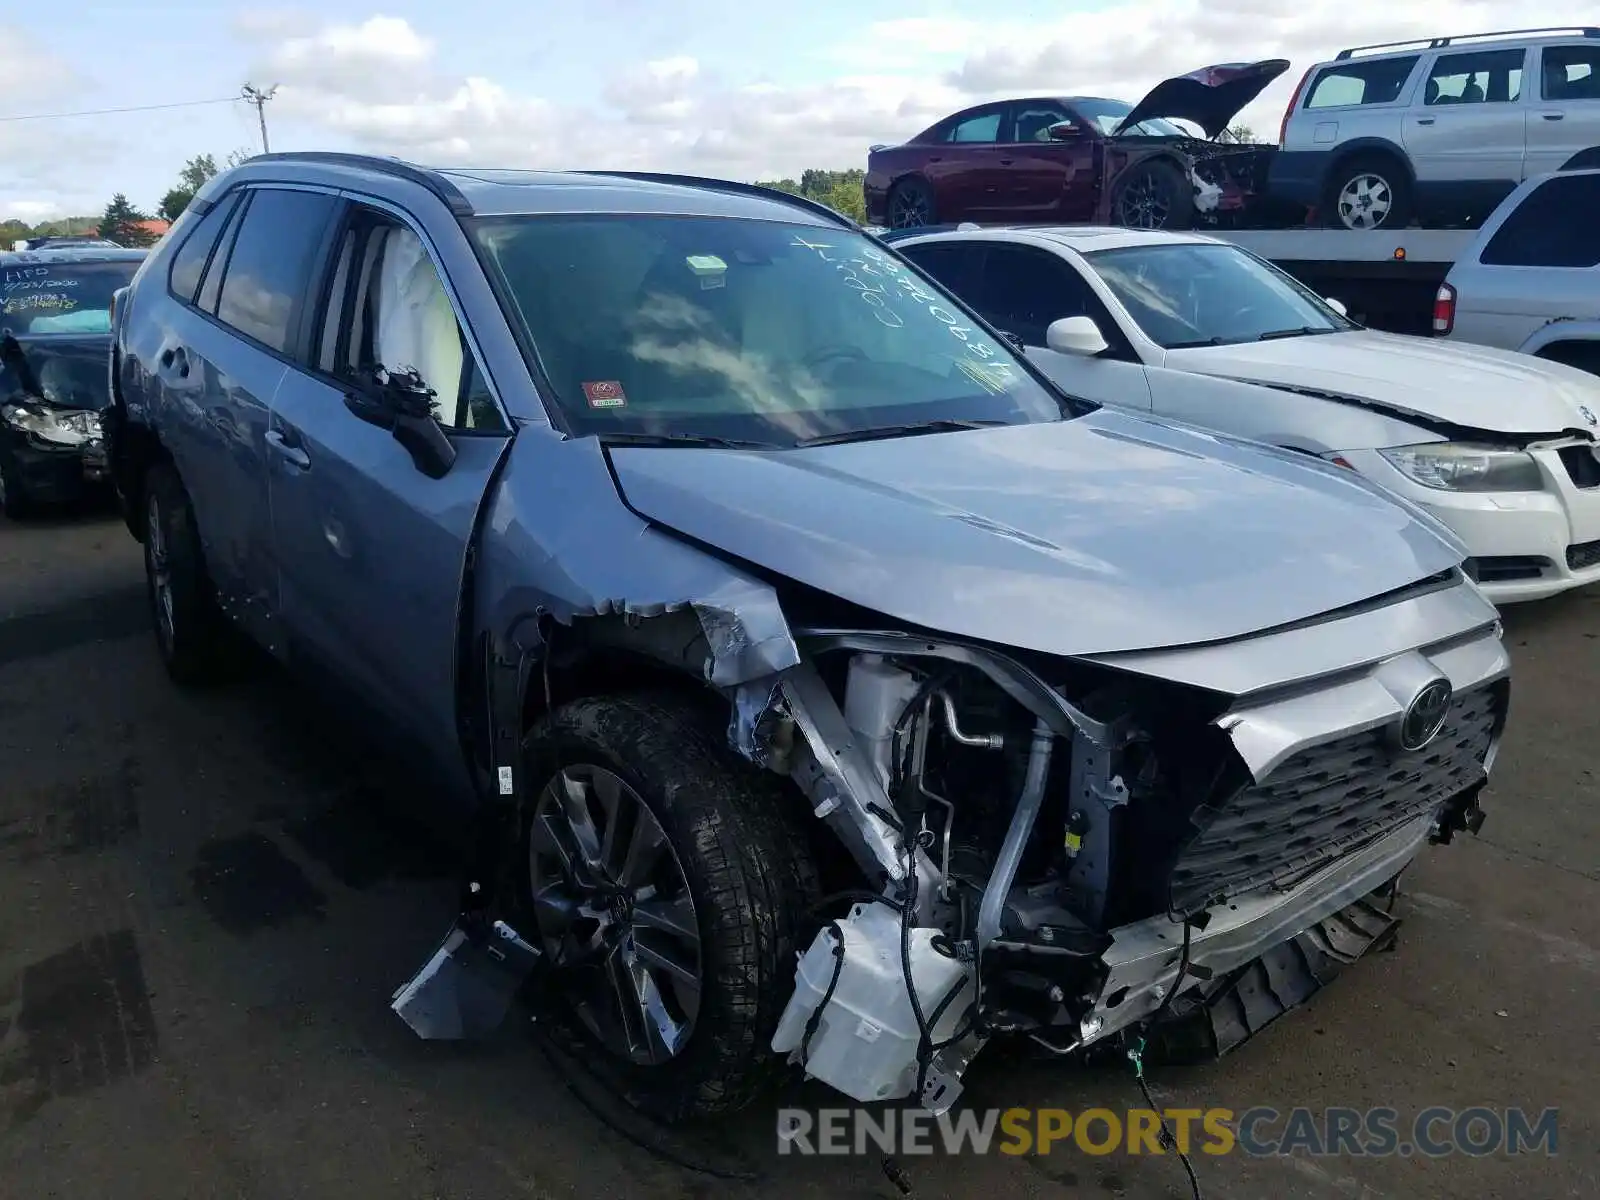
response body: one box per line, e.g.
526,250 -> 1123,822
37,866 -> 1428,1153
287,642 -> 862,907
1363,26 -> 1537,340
241,84 -> 279,154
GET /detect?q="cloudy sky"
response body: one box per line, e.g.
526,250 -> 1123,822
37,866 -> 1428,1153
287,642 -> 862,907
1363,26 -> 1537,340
3,1 -> 1595,221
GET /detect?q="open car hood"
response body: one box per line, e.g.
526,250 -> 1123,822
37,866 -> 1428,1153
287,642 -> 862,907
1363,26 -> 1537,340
1114,59 -> 1291,139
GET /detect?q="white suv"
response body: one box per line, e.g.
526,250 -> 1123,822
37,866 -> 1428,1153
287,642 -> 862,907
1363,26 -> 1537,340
1272,27 -> 1600,229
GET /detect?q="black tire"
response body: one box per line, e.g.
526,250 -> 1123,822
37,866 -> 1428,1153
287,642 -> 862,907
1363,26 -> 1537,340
141,461 -> 244,685
0,456 -> 36,519
1322,154 -> 1412,230
1111,159 -> 1194,230
521,691 -> 820,1123
887,177 -> 937,229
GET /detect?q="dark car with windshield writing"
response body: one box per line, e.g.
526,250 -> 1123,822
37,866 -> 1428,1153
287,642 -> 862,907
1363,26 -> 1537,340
1,247 -> 145,516
106,153 -> 1505,1126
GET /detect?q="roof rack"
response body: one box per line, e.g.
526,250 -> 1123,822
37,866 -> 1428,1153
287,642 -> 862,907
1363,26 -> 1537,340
1336,26 -> 1600,59
579,171 -> 859,230
229,151 -> 474,216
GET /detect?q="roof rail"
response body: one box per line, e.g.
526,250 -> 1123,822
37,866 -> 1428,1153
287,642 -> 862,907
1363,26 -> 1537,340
1336,26 -> 1600,59
579,170 -> 859,230
234,151 -> 474,216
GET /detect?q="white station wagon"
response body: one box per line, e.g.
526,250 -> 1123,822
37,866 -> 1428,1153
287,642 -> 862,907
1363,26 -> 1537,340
1270,26 -> 1600,229
887,223 -> 1600,604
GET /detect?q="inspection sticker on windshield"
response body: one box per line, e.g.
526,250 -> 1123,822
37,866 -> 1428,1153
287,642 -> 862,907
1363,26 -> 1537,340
686,254 -> 727,289
582,380 -> 628,408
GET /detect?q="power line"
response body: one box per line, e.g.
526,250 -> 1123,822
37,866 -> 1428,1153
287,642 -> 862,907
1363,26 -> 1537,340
0,96 -> 246,123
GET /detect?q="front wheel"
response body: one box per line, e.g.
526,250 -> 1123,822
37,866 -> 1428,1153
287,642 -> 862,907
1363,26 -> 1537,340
521,692 -> 819,1122
0,456 -> 35,519
1112,159 -> 1194,230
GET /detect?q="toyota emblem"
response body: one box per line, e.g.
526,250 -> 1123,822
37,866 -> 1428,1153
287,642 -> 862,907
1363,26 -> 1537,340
1580,404 -> 1598,428
1397,679 -> 1453,752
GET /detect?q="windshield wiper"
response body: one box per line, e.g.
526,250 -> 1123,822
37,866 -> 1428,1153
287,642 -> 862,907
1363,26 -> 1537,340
1164,336 -> 1231,348
792,418 -> 1010,448
592,431 -> 779,450
1257,326 -> 1338,341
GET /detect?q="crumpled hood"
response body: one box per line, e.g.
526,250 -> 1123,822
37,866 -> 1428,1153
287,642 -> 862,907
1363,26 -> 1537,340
1166,330 -> 1600,439
1114,59 -> 1291,139
607,408 -> 1464,658
0,333 -> 113,413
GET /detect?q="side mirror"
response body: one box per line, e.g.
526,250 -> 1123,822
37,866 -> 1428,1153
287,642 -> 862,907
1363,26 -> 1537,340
343,366 -> 457,479
1045,315 -> 1110,357
1045,121 -> 1084,141
1324,297 -> 1349,317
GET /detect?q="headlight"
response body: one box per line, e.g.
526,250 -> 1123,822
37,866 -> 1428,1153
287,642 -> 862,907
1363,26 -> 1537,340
1377,443 -> 1544,492
1,403 -> 101,447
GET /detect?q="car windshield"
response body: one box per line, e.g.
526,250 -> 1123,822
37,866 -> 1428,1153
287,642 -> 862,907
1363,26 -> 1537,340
1084,242 -> 1353,348
1072,98 -> 1189,138
469,214 -> 1078,445
1,259 -> 139,336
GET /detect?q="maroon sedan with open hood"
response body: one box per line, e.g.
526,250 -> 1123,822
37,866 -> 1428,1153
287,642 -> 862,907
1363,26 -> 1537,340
864,60 -> 1292,231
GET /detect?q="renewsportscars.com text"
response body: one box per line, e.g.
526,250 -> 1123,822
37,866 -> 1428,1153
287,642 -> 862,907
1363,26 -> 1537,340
777,1106 -> 1560,1158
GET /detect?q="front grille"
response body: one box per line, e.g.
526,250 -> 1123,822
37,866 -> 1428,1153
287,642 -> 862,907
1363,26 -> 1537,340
1167,682 -> 1504,916
1567,539 -> 1600,572
1558,445 -> 1600,490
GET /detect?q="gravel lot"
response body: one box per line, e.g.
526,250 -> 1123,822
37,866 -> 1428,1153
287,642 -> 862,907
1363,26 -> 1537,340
1,507 -> 1595,1200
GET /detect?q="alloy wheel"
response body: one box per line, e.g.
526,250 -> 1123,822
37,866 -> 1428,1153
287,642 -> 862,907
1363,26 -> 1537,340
1337,173 -> 1393,229
1118,174 -> 1170,229
889,190 -> 931,229
528,764 -> 703,1065
146,492 -> 175,652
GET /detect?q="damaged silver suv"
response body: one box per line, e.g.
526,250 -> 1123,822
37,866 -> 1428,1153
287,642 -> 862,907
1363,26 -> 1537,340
106,152 -> 1510,1122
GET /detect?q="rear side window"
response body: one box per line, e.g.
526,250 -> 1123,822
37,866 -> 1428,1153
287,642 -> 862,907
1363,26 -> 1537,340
1480,175 -> 1600,267
897,241 -> 983,298
1542,45 -> 1600,100
943,109 -> 1005,142
1424,49 -> 1525,105
167,193 -> 240,304
212,188 -> 339,354
1305,56 -> 1419,108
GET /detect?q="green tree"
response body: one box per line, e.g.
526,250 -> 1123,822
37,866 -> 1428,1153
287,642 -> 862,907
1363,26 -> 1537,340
755,167 -> 866,222
98,193 -> 154,246
1224,123 -> 1257,144
158,153 -> 220,221
1,218 -> 35,247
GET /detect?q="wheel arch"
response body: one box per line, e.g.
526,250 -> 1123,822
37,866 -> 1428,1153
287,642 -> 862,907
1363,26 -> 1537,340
1322,139 -> 1415,192
1559,146 -> 1600,171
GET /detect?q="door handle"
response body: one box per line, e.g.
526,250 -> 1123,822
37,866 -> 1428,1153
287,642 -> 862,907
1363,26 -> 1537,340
1415,116 -> 1435,125
1539,111 -> 1565,121
999,158 -> 1014,165
264,429 -> 311,470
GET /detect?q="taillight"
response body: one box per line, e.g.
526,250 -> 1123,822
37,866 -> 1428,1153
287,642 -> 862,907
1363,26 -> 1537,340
1279,69 -> 1312,147
1432,283 -> 1456,335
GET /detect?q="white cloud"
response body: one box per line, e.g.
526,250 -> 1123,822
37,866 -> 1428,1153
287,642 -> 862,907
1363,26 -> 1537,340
236,3 -> 1600,182
12,2 -> 1600,216
0,25 -> 119,220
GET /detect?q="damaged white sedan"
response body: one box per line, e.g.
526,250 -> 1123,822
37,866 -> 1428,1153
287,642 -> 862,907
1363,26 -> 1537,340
108,154 -> 1510,1124
888,225 -> 1600,604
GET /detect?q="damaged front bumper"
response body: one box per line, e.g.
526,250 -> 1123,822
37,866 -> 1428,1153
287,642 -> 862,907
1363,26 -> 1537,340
1076,808 -> 1439,1051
